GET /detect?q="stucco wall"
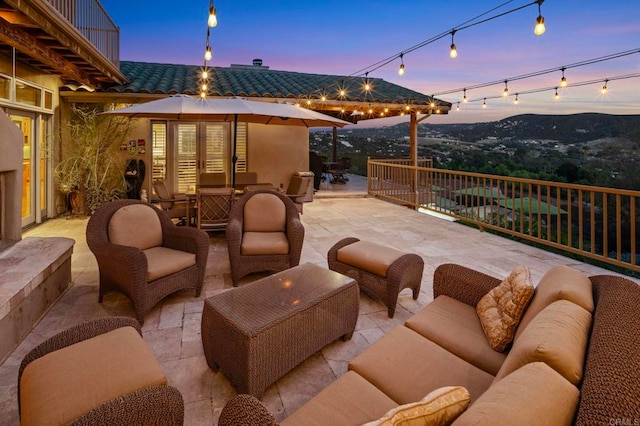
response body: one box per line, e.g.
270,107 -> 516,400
247,123 -> 309,190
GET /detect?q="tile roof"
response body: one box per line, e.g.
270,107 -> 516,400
99,61 -> 449,110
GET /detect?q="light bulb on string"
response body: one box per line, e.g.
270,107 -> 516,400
456,102 -> 460,111
534,0 -> 545,35
208,3 -> 218,27
201,69 -> 208,79
601,79 -> 608,94
503,80 -> 509,97
204,45 -> 212,61
514,93 -> 519,104
449,30 -> 458,59
560,67 -> 567,88
364,73 -> 371,92
554,87 -> 559,100
463,88 -> 468,103
398,54 -> 405,75
482,98 -> 487,108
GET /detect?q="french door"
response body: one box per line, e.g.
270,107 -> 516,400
173,122 -> 228,193
9,111 -> 48,227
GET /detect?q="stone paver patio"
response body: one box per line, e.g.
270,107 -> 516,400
1,192 -> 633,425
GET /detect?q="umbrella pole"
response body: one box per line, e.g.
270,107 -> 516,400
232,114 -> 238,188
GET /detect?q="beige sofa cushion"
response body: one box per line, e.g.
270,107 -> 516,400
143,246 -> 196,281
515,265 -> 593,341
337,240 -> 405,277
476,265 -> 534,352
406,295 -> 507,376
349,326 -> 494,405
281,371 -> 397,426
493,300 -> 592,385
108,204 -> 163,250
20,326 -> 167,426
243,193 -> 286,232
364,386 -> 470,426
453,362 -> 579,426
241,231 -> 289,255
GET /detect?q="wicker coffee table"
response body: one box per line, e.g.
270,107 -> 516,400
201,263 -> 359,397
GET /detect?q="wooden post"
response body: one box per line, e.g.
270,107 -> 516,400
332,127 -> 338,162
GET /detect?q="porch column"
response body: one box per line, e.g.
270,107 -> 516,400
410,112 -> 418,207
332,127 -> 338,162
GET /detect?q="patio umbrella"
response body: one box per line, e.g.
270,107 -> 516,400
103,95 -> 350,185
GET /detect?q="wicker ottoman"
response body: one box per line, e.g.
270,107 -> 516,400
328,237 -> 424,318
201,263 -> 359,397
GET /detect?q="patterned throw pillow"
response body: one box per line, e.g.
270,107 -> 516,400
363,386 -> 470,426
476,264 -> 534,352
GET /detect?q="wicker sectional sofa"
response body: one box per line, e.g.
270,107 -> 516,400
219,263 -> 640,425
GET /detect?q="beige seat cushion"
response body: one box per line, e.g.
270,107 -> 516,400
282,371 -> 397,426
108,204 -> 163,250
337,240 -> 405,277
243,193 -> 286,232
514,265 -> 593,341
476,265 -> 534,352
349,326 -> 494,405
20,326 -> 167,426
241,231 -> 289,255
454,362 -> 579,426
143,246 -> 196,281
493,300 -> 592,385
364,386 -> 470,426
406,295 -> 507,376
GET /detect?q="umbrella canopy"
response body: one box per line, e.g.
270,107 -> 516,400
102,95 -> 351,128
103,95 -> 350,186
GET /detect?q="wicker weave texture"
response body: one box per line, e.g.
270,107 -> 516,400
218,394 -> 278,426
575,274 -> 640,425
328,237 -> 424,318
18,317 -> 183,425
86,199 -> 209,324
201,264 -> 359,397
433,263 -> 502,307
226,190 -> 304,285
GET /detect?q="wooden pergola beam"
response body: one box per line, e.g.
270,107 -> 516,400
0,17 -> 93,85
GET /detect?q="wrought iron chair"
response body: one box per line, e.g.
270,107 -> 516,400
197,187 -> 235,231
152,180 -> 195,226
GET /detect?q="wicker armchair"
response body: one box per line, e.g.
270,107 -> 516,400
18,317 -> 184,425
87,199 -> 209,324
226,190 -> 304,285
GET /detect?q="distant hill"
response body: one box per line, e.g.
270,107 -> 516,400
335,113 -> 640,145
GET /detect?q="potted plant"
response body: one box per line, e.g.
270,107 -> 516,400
54,104 -> 135,215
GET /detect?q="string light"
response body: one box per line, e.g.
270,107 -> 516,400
208,1 -> 218,27
554,87 -> 559,99
204,44 -> 212,61
560,67 -> 567,88
463,88 -> 468,103
449,30 -> 458,59
601,79 -> 608,94
456,102 -> 460,111
514,93 -> 519,104
482,98 -> 487,108
534,0 -> 545,35
364,73 -> 371,92
502,80 -> 509,97
398,54 -> 405,75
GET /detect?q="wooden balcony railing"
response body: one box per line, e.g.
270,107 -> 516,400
368,158 -> 640,274
46,0 -> 119,66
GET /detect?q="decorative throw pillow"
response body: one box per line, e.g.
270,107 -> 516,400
363,386 -> 470,426
476,264 -> 534,352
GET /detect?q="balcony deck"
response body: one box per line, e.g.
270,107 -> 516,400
0,188 -> 634,425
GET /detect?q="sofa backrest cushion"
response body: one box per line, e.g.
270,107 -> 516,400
493,300 -> 592,385
476,264 -> 534,352
364,386 -> 470,426
108,204 -> 163,250
514,265 -> 593,341
453,362 -> 579,426
244,193 -> 286,232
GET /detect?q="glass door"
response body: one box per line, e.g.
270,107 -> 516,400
10,112 -> 35,226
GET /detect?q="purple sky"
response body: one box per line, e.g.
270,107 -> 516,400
101,0 -> 640,126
